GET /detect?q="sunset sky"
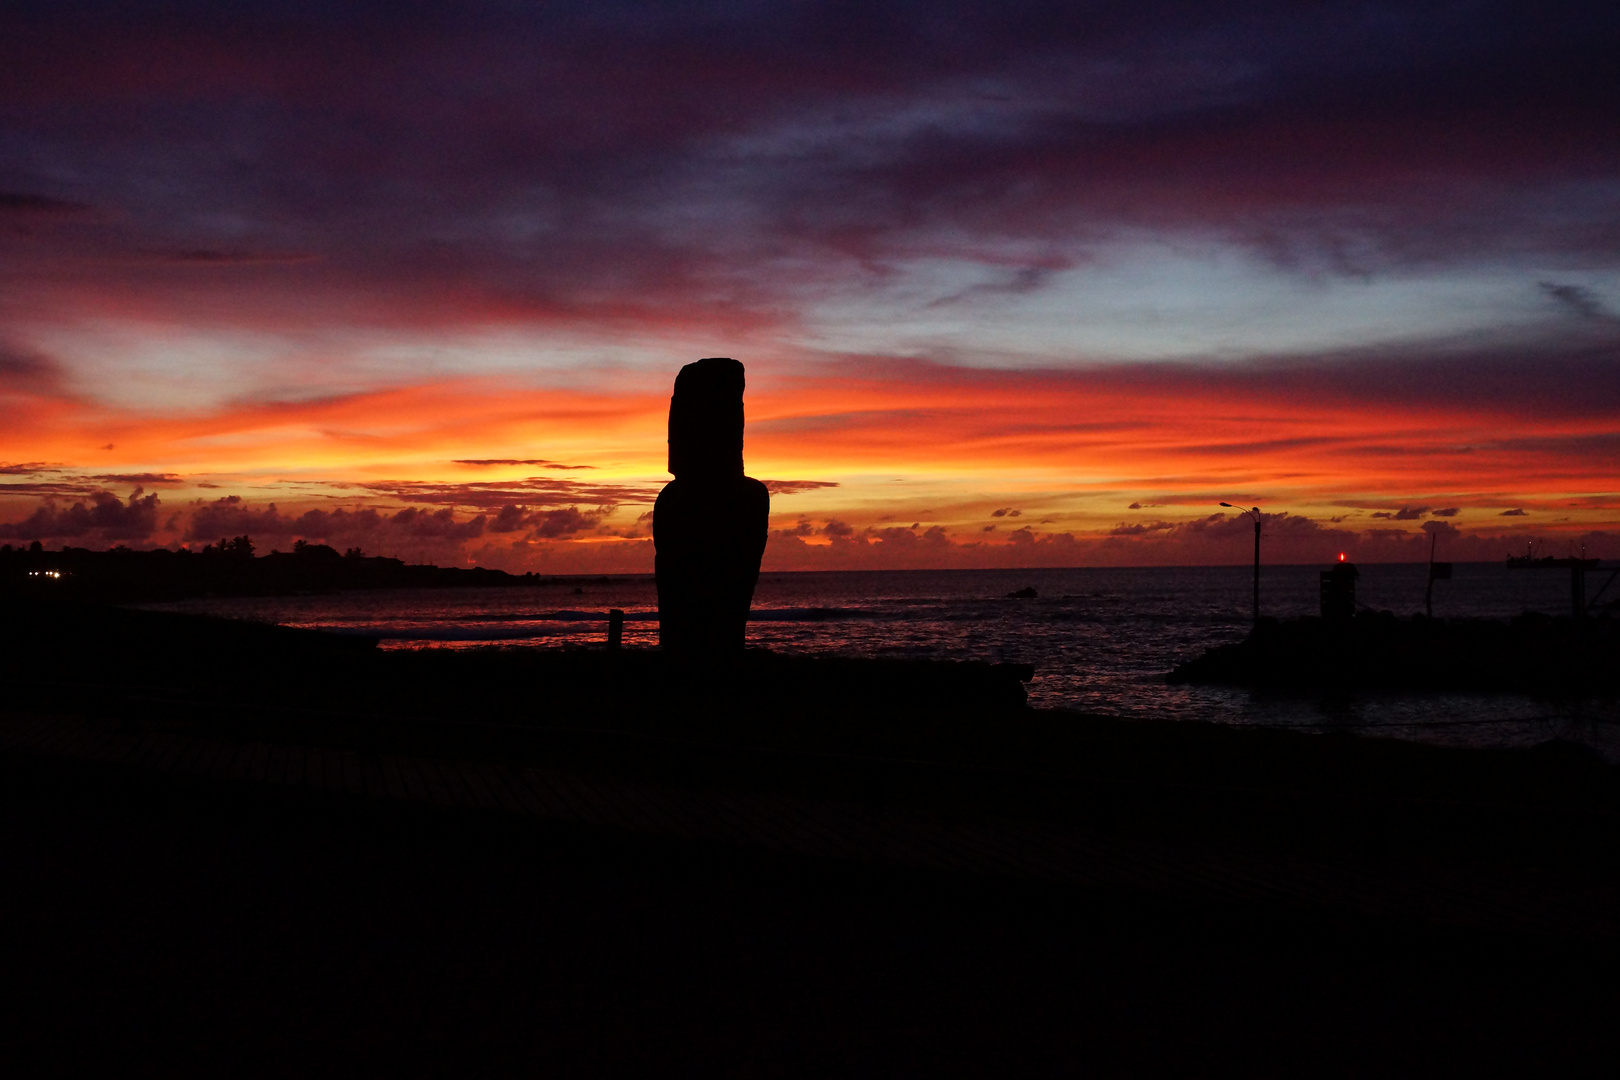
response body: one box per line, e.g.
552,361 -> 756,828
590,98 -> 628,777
3,1 -> 1617,571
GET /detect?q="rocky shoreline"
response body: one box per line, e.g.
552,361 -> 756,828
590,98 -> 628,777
1170,611 -> 1620,695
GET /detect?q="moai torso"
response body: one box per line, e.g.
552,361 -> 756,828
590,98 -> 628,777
653,358 -> 770,657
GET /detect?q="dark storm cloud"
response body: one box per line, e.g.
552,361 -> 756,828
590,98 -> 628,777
529,507 -> 604,539
89,472 -> 185,485
0,461 -> 107,497
184,496 -> 487,544
762,479 -> 840,495
182,494 -> 624,547
0,344 -> 66,395
846,337 -> 1620,423
0,192 -> 92,217
152,249 -> 320,266
0,481 -> 97,496
184,496 -> 303,541
1173,436 -> 1343,457
387,506 -> 487,540
2,1 -> 1616,324
487,503 -> 609,539
0,489 -> 160,540
1540,282 -> 1613,322
356,477 -> 659,510
1109,520 -> 1176,536
1478,432 -> 1620,457
1149,340 -> 1620,421
927,262 -> 1072,307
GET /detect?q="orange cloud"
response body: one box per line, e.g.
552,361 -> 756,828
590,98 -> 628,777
4,352 -> 1617,569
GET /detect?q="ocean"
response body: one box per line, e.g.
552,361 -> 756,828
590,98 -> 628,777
144,563 -> 1620,760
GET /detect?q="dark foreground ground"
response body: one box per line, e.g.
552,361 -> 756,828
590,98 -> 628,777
3,601 -> 1619,1076
4,747 -> 1618,1079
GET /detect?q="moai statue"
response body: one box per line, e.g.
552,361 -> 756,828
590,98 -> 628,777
654,358 -> 770,657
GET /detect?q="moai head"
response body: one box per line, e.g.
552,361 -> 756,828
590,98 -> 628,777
668,357 -> 745,479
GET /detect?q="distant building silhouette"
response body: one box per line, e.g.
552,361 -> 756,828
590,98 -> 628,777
1320,557 -> 1359,620
653,358 -> 770,657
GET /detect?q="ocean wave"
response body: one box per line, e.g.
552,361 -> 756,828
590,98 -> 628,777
747,606 -> 889,621
471,609 -> 658,622
368,623 -> 618,642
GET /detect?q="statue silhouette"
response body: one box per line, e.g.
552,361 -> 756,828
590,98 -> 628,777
654,358 -> 770,657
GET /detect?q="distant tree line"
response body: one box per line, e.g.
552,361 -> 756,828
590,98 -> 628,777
0,538 -> 585,604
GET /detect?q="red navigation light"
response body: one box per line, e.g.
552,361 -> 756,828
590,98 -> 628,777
1338,552 -> 1346,562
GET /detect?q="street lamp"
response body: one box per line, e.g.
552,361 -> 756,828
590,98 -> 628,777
1220,503 -> 1262,625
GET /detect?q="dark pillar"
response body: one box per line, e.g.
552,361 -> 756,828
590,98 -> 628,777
654,358 -> 771,658
1320,560 -> 1359,621
1251,516 -> 1261,625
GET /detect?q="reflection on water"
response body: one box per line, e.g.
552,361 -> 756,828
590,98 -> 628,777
143,563 -> 1620,760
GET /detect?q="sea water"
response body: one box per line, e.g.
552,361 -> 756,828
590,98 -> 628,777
143,563 -> 1620,759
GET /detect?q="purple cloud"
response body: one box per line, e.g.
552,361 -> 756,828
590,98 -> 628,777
0,490 -> 160,540
762,480 -> 840,495
0,2 -> 1613,334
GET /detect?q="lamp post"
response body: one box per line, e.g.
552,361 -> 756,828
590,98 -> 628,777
1220,503 -> 1262,625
